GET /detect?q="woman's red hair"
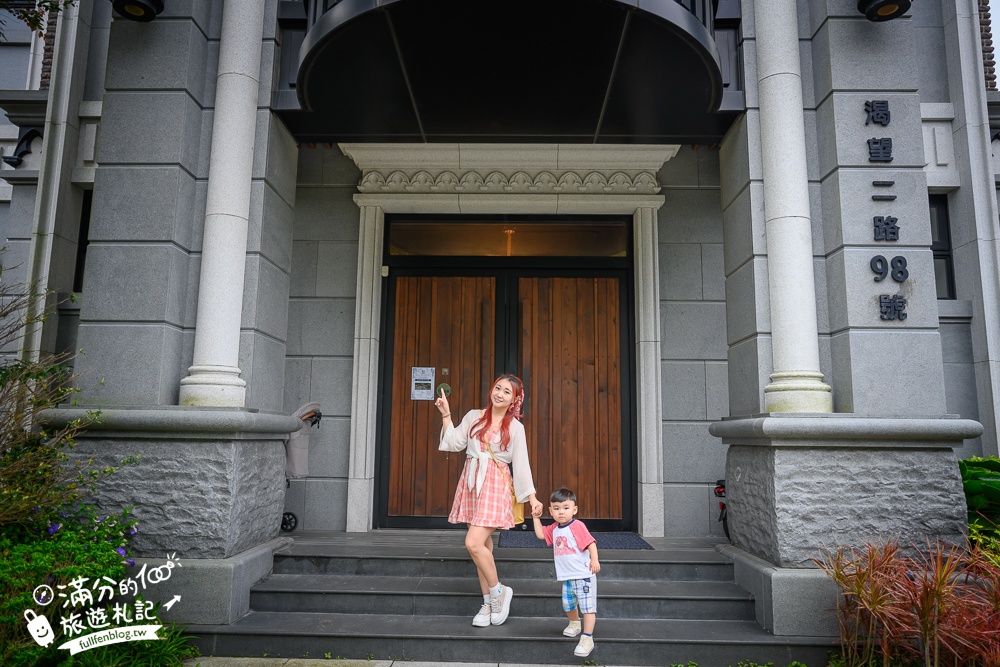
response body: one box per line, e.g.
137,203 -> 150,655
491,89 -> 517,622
470,374 -> 524,451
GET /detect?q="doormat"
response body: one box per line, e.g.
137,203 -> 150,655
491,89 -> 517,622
498,530 -> 653,550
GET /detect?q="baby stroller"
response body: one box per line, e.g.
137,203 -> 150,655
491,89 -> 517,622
282,402 -> 322,532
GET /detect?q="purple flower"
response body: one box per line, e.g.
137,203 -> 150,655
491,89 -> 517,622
47,524 -> 61,535
116,547 -> 127,557
124,558 -> 135,567
128,527 -> 138,536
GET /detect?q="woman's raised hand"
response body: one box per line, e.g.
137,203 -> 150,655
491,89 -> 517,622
434,387 -> 451,418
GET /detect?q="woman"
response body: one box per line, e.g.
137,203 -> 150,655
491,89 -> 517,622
435,374 -> 544,627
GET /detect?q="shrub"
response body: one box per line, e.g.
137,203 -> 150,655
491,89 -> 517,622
0,272 -> 147,664
0,507 -> 136,666
816,541 -> 1000,667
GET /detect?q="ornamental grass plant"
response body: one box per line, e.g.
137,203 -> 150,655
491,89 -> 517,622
816,541 -> 1000,667
0,271 -> 195,665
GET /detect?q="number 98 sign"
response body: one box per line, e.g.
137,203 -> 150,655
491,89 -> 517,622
870,255 -> 908,282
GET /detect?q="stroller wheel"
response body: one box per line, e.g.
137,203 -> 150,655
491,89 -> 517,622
281,512 -> 298,532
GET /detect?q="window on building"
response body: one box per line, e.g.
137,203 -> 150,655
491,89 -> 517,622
929,194 -> 956,300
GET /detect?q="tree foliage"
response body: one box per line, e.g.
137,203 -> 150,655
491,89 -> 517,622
0,1 -> 76,41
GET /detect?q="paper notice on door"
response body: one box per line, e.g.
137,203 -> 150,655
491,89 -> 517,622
411,367 -> 436,400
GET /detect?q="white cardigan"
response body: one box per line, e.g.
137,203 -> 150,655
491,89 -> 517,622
440,409 -> 536,503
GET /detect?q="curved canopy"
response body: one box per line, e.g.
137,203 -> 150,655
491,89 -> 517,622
282,0 -> 741,143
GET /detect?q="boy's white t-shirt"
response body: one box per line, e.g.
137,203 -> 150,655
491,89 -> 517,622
541,518 -> 597,581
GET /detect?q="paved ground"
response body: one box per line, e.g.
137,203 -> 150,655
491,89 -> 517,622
183,661 -> 614,667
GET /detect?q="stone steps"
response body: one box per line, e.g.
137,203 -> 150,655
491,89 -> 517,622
250,574 -> 757,620
188,612 -> 837,666
185,538 -> 839,665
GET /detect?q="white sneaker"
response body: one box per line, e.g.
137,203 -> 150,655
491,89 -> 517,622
574,635 -> 595,657
563,620 -> 582,637
472,603 -> 491,627
489,585 -> 513,625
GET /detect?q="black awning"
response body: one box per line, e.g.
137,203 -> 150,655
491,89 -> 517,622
278,0 -> 743,144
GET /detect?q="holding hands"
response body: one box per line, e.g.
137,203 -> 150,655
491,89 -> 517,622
530,500 -> 543,517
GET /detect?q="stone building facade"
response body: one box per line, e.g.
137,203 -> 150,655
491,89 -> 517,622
0,0 -> 995,633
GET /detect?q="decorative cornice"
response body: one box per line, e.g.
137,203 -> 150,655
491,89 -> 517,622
358,169 -> 661,194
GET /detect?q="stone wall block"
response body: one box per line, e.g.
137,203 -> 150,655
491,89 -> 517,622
286,298 -> 356,356
79,244 -> 189,324
658,189 -> 725,243
820,169 -> 931,255
726,445 -> 780,563
289,241 -> 319,298
706,361 -> 730,419
89,167 -> 196,248
311,357 -> 355,417
74,324 -> 183,405
247,182 -> 295,271
826,247 -> 939,330
98,92 -> 202,172
662,361 -> 707,420
816,93 -> 925,177
307,416 -> 351,478
812,18 -> 919,102
304,478 -> 348,530
157,0 -> 214,32
831,329 -> 947,415
663,422 -> 726,482
727,335 -> 771,416
317,241 -> 361,298
104,19 -> 209,104
294,187 -> 362,242
661,243 -> 703,300
657,145 -> 699,187
702,243 -> 726,301
240,255 -> 290,340
771,447 -> 967,567
725,257 -> 770,346
914,23 -> 950,103
69,437 -> 284,558
238,332 -> 286,412
722,182 -> 765,273
663,483 -> 715,535
283,357 -> 313,413
253,112 -> 298,204
662,302 -> 728,361
323,147 -> 363,186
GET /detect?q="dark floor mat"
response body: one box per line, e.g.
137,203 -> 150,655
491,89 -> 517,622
498,530 -> 653,549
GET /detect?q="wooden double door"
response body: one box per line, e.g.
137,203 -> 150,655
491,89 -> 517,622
378,270 -> 633,530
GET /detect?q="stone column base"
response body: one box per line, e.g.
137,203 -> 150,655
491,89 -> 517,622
43,407 -> 302,559
710,413 -> 981,568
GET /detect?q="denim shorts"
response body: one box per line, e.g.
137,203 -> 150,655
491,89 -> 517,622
561,577 -> 597,614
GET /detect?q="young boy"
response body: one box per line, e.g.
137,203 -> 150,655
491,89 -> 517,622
532,487 -> 600,657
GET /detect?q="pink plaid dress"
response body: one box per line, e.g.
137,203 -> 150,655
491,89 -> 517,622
448,438 -> 516,529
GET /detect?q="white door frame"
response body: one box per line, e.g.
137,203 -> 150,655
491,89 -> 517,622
340,143 -> 678,536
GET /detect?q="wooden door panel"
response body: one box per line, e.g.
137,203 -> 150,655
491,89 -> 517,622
519,277 -> 622,519
388,276 -> 495,517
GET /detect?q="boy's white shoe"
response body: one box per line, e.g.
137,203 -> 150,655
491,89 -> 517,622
490,585 -> 513,625
472,603 -> 491,627
574,635 -> 595,657
563,620 -> 582,637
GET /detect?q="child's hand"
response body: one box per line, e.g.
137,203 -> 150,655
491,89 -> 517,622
590,559 -> 601,574
529,498 -> 543,517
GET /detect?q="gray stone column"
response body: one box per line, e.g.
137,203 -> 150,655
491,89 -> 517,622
179,0 -> 267,407
753,0 -> 833,413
